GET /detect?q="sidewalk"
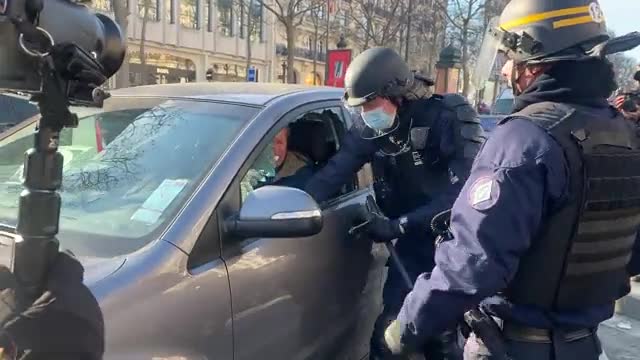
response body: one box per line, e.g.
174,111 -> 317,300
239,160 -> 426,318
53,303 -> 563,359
599,314 -> 640,360
616,280 -> 640,321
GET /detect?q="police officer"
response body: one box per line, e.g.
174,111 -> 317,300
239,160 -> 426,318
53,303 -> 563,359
303,47 -> 486,359
380,1 -> 640,359
0,251 -> 104,359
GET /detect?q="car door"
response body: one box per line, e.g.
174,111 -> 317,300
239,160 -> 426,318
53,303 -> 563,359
216,102 -> 384,360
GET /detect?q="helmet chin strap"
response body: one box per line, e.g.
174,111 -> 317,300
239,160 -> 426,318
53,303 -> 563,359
511,63 -> 523,96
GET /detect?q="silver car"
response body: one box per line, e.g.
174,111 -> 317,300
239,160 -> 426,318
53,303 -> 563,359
0,83 -> 388,359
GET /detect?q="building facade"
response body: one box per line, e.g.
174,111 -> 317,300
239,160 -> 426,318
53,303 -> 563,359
93,0 -> 278,87
92,0 -> 449,88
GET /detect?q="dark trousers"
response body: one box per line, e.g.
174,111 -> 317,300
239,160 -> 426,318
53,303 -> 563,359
370,238 -> 462,360
463,331 -> 602,360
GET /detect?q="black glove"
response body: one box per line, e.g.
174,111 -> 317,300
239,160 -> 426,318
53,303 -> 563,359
0,251 -> 104,359
366,213 -> 404,243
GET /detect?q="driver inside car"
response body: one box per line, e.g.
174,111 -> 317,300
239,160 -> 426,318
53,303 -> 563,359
240,116 -> 331,199
274,117 -> 330,189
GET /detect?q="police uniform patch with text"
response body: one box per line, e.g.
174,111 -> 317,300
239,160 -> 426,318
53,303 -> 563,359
468,176 -> 499,211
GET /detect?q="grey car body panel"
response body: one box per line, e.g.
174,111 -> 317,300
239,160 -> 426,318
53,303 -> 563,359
1,83 -> 385,359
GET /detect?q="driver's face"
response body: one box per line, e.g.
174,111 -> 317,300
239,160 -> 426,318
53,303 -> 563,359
273,128 -> 289,167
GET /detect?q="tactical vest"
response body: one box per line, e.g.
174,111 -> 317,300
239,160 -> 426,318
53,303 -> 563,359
371,95 -> 485,218
505,102 -> 640,310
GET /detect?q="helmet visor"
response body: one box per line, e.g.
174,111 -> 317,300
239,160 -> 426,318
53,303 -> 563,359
473,17 -> 505,90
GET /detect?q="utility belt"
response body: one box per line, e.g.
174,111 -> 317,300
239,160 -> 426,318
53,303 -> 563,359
502,322 -> 595,344
464,309 -> 596,360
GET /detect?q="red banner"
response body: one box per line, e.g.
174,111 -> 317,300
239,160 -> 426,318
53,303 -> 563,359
325,49 -> 352,88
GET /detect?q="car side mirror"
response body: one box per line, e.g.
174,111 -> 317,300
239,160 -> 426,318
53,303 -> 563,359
225,186 -> 323,238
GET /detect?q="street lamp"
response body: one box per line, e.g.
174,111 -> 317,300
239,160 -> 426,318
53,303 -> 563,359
281,61 -> 287,84
434,44 -> 462,94
336,34 -> 347,49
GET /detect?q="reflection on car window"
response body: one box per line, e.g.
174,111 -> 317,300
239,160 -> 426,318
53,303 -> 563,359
0,99 -> 257,257
240,140 -> 277,202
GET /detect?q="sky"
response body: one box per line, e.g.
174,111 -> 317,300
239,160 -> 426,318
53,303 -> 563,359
600,0 -> 640,61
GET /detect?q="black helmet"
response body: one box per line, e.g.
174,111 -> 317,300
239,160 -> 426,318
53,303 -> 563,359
344,47 -> 414,107
474,0 -> 624,88
500,0 -> 609,63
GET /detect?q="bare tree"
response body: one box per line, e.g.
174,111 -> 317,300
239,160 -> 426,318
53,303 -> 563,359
610,53 -> 639,91
308,5 -> 331,85
112,0 -> 130,88
347,0 -> 408,50
138,0 -> 153,85
410,0 -> 447,75
256,0 -> 325,83
439,0 -> 485,96
233,0 -> 265,79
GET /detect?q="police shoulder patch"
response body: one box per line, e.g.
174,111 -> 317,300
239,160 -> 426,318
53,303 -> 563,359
468,176 -> 499,210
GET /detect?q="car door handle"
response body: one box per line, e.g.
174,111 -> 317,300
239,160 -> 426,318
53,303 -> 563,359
348,219 -> 370,236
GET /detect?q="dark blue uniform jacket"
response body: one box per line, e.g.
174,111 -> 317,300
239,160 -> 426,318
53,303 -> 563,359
395,111 -> 636,348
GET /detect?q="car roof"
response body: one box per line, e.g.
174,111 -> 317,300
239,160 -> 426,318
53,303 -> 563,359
0,92 -> 38,125
109,82 -> 345,106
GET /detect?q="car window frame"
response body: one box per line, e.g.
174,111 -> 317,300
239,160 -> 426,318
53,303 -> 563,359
212,100 -> 356,256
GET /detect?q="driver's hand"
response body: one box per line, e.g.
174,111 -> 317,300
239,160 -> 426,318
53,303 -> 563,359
0,252 -> 104,359
614,96 -> 640,122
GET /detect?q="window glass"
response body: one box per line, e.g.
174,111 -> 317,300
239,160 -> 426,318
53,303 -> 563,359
249,1 -> 263,42
204,0 -> 211,31
0,99 -> 257,257
180,0 -> 199,29
166,0 -> 175,23
138,0 -> 159,20
218,0 -> 233,36
93,0 -> 113,11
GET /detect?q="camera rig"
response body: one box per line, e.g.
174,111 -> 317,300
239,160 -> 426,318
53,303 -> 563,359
2,1 -> 124,299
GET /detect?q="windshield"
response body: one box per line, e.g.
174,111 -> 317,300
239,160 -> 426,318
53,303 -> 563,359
0,98 -> 258,257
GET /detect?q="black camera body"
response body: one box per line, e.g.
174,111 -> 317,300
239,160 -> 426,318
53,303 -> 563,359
0,0 -> 125,99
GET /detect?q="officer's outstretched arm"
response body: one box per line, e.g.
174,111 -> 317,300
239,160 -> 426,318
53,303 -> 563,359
393,119 -> 568,348
304,128 -> 377,202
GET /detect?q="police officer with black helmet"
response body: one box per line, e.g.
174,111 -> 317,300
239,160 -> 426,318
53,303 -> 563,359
304,47 -> 486,359
379,1 -> 640,359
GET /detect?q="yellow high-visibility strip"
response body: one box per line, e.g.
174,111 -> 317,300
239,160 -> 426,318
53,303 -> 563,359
553,15 -> 595,29
500,5 -> 590,31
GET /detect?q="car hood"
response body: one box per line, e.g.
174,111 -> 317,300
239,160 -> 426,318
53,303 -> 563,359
79,255 -> 126,286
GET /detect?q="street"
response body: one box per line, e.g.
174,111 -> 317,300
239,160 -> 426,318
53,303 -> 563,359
599,282 -> 640,360
599,315 -> 640,360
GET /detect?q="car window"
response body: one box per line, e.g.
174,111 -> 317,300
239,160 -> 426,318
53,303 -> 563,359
0,99 -> 258,257
239,106 -> 353,204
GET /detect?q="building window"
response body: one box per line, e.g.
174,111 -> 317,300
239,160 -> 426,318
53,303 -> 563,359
138,0 -> 160,21
180,0 -> 200,29
238,0 -> 245,39
218,0 -> 233,36
93,0 -> 113,11
204,0 -> 212,31
166,0 -> 175,23
249,1 -> 263,42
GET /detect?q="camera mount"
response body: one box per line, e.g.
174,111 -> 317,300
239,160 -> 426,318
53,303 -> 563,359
9,14 -> 109,299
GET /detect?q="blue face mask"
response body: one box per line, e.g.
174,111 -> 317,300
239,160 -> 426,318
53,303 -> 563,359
362,107 -> 396,131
